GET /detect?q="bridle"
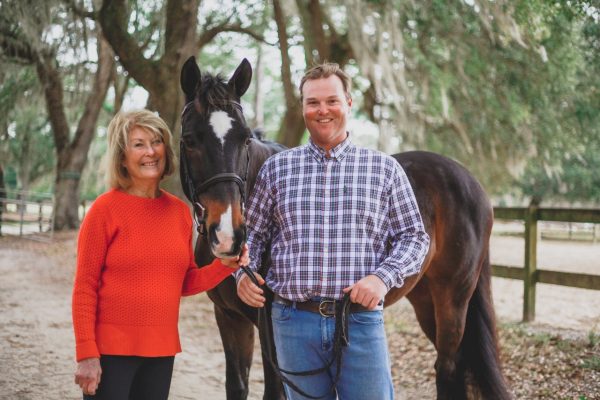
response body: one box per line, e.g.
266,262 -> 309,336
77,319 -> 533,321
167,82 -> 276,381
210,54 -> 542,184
180,100 -> 251,236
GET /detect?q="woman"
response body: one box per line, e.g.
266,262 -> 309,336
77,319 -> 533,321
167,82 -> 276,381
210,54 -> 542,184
72,110 -> 246,399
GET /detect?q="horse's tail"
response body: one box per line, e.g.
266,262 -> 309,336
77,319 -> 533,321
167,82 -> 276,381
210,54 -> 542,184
459,251 -> 512,399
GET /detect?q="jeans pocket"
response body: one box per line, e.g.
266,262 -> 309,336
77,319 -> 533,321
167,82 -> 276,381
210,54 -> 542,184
271,302 -> 292,322
349,310 -> 384,325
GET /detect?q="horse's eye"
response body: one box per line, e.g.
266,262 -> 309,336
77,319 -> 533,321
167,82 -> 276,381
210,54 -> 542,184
182,135 -> 198,147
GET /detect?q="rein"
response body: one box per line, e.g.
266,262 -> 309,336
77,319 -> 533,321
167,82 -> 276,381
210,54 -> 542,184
240,265 -> 352,399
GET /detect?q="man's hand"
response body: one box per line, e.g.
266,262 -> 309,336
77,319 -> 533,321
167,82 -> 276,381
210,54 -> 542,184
74,357 -> 102,395
343,275 -> 387,310
237,272 -> 266,308
220,244 -> 250,269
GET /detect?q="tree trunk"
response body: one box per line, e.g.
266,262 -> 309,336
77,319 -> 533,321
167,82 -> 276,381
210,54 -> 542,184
273,0 -> 305,147
17,126 -> 31,210
0,164 -> 4,236
99,0 -> 199,198
296,0 -> 330,63
39,31 -> 114,230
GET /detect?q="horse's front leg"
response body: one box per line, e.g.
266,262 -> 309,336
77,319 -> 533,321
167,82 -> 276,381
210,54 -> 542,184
214,304 -> 255,400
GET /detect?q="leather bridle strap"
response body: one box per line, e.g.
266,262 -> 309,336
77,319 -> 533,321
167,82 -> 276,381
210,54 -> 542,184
195,173 -> 245,201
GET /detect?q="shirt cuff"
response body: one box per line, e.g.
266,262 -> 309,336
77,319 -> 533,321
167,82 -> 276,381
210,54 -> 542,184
76,340 -> 100,362
373,264 -> 404,291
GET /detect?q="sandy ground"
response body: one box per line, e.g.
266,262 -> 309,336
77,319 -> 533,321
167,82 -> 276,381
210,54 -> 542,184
0,230 -> 599,399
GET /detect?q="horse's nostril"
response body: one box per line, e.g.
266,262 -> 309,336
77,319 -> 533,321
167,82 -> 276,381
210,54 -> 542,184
209,224 -> 220,245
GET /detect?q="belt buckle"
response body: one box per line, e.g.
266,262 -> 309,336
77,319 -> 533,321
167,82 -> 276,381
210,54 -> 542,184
318,299 -> 336,317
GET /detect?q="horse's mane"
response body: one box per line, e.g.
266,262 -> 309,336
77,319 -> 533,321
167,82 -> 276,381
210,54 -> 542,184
195,73 -> 231,114
252,128 -> 265,140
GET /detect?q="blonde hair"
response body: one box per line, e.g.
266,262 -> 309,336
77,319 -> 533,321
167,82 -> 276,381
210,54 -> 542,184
106,109 -> 176,189
299,62 -> 352,101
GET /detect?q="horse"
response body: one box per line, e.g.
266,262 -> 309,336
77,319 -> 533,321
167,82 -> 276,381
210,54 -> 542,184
179,56 -> 511,400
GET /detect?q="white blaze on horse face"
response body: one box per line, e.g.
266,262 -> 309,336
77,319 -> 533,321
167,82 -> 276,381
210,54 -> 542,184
209,111 -> 233,146
214,204 -> 235,256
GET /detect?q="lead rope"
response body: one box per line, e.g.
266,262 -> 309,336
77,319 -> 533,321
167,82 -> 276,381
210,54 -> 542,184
240,266 -> 351,399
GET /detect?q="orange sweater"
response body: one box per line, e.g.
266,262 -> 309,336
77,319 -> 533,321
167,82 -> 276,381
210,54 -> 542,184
72,189 -> 234,362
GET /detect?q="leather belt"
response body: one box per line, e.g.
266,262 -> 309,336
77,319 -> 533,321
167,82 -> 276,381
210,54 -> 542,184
273,294 -> 382,317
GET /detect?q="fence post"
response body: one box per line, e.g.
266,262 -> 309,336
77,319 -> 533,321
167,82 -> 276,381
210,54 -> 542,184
523,200 -> 539,322
18,195 -> 26,236
38,200 -> 43,232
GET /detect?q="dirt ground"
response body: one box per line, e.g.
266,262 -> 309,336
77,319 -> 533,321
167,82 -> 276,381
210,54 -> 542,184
0,230 -> 599,399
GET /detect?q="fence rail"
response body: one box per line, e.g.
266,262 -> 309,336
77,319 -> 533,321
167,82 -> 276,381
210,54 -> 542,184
2,191 -> 598,322
0,189 -> 54,239
492,205 -> 600,322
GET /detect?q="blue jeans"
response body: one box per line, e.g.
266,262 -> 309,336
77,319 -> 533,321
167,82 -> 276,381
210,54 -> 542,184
271,301 -> 394,400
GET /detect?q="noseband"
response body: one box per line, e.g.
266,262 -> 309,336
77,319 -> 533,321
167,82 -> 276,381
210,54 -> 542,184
180,100 -> 251,235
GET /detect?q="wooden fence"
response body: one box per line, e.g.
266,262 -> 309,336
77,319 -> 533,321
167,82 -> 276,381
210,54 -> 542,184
493,204 -> 600,322
0,189 -> 54,238
2,191 -> 598,322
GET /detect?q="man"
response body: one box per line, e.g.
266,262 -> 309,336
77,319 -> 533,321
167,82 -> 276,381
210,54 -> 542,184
236,63 -> 430,399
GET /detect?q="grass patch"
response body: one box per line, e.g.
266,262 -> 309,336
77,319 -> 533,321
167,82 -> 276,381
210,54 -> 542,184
581,355 -> 600,371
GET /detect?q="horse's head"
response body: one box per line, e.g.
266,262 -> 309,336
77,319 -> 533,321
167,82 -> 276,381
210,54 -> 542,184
179,56 -> 252,259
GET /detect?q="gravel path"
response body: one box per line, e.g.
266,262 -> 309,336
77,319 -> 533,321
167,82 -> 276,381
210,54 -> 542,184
0,230 -> 598,399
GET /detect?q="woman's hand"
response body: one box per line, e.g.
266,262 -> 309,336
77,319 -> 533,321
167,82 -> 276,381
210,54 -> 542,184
220,244 -> 249,269
74,357 -> 102,395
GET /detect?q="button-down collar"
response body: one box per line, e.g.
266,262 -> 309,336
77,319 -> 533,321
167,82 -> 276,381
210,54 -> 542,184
307,133 -> 354,162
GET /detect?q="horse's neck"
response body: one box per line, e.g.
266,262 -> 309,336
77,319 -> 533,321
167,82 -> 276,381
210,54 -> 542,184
246,139 -> 283,196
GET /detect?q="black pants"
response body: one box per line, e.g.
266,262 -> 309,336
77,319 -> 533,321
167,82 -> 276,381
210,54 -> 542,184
83,355 -> 174,400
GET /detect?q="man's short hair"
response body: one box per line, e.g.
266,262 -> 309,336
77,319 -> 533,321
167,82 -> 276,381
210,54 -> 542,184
299,63 -> 352,101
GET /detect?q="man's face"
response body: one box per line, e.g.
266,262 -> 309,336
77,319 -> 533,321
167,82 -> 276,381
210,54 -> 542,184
302,75 -> 352,151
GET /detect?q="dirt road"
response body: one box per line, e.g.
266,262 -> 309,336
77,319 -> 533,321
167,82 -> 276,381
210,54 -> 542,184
1,231 -> 598,399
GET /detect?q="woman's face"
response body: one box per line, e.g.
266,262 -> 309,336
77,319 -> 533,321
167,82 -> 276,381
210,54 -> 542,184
123,126 -> 166,186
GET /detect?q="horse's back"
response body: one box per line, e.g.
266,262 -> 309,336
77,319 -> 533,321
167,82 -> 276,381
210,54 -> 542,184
392,151 -> 493,282
393,150 -> 492,234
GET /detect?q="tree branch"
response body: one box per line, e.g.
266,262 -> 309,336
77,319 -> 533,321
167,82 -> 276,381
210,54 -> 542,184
35,52 -> 70,158
273,0 -> 297,108
0,29 -> 38,63
196,23 -> 273,51
70,29 -> 114,164
66,0 -> 97,20
98,0 -> 160,92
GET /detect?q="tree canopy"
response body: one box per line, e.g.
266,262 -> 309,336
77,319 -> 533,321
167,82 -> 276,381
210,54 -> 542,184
1,0 -> 598,228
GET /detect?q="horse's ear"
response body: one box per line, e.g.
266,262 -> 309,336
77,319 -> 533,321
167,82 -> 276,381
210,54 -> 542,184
181,56 -> 201,102
228,58 -> 252,98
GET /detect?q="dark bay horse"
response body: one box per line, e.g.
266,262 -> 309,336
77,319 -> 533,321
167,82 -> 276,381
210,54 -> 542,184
179,56 -> 511,400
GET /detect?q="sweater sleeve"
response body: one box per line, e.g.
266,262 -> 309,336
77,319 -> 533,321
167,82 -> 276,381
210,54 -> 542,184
72,201 -> 110,361
182,258 -> 237,296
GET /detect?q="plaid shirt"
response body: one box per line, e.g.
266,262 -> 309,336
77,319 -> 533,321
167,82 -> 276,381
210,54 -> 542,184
237,136 -> 430,301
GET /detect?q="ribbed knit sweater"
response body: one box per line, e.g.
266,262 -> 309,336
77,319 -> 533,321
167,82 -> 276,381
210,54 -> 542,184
72,188 -> 234,362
